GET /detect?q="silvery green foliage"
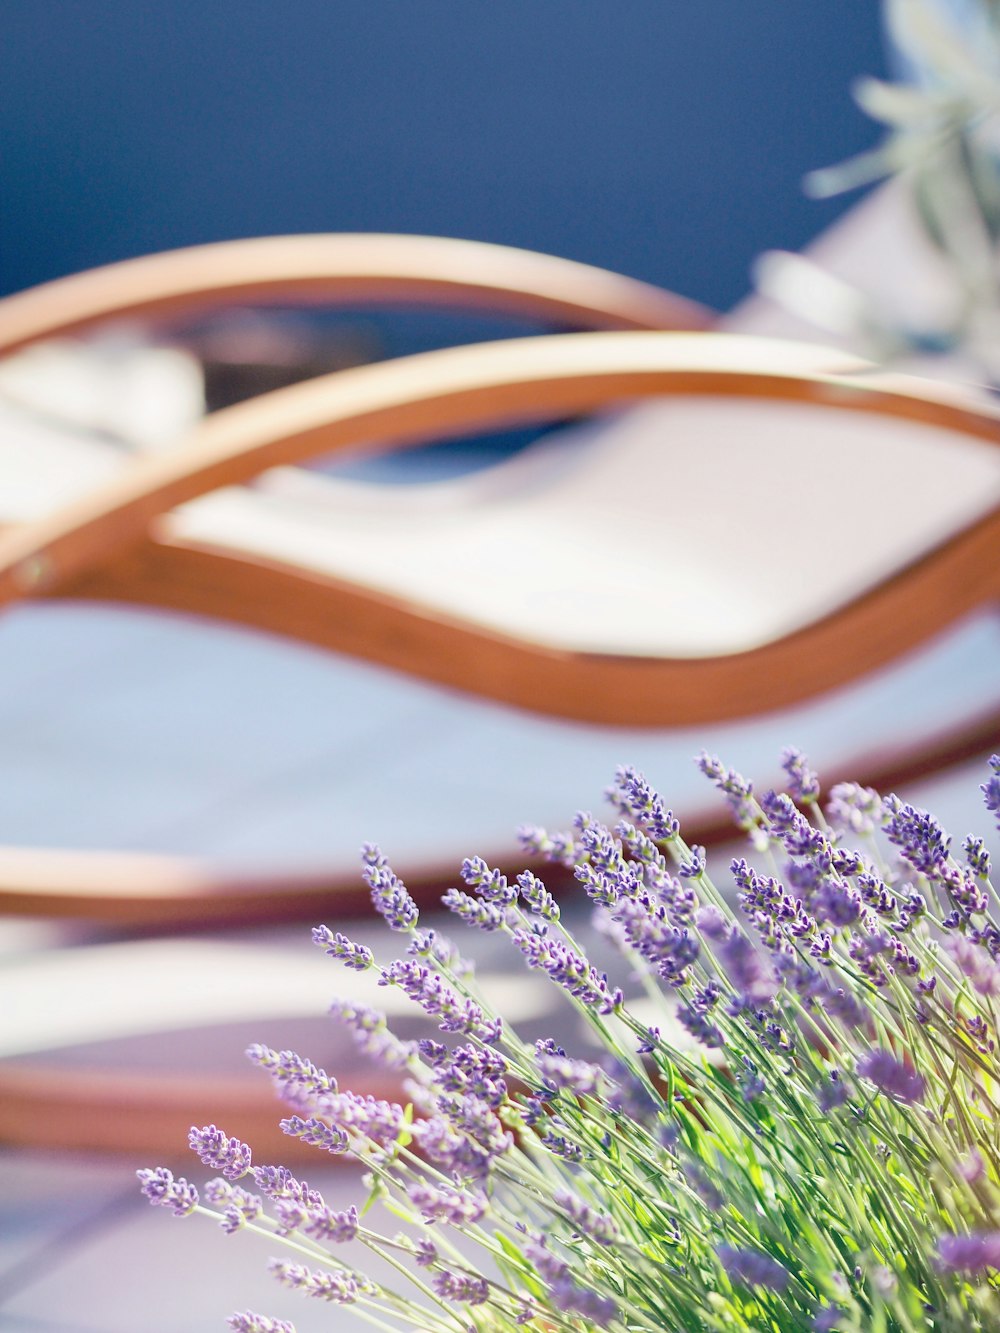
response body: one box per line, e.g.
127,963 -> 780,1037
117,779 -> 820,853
760,0 -> 1000,379
140,753 -> 1000,1332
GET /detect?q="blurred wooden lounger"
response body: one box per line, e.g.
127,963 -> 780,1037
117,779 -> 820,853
0,236 -> 999,927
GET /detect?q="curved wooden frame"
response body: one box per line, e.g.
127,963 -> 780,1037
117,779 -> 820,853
2,331 -> 999,727
3,259 -> 1000,1153
0,231 -> 710,356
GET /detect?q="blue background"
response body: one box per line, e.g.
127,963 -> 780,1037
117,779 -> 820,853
2,4 -> 886,314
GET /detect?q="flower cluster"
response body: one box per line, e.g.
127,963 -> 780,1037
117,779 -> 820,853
141,754 -> 1000,1332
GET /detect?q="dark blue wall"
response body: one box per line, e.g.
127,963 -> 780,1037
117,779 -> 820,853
2,4 -> 885,313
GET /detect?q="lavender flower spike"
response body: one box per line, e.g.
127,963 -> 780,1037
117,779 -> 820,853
188,1124 -> 253,1180
137,1167 -> 199,1216
311,926 -> 373,971
227,1313 -> 296,1333
856,1048 -> 925,1104
361,844 -> 418,931
717,1244 -> 790,1292
936,1230 -> 1000,1274
981,754 -> 1000,831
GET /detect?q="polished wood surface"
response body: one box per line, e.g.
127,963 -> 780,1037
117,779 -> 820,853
0,232 -> 711,356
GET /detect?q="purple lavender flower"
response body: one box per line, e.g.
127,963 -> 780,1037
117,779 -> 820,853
781,746 -> 820,803
761,791 -> 828,858
311,925 -> 374,970
936,1230 -> 1000,1274
614,896 -> 700,985
534,1040 -> 605,1097
380,959 -> 495,1038
279,1116 -> 349,1154
826,781 -> 882,837
432,1270 -> 490,1304
981,755 -> 1000,831
697,753 -> 757,830
856,1049 -> 925,1104
816,1071 -> 848,1112
362,844 -> 418,931
606,765 -> 680,841
943,934 -> 1000,996
461,855 -> 518,905
678,843 -> 707,879
204,1180 -> 263,1231
812,1306 -> 842,1332
517,823 -> 586,868
408,1181 -> 488,1226
441,887 -> 509,931
516,870 -> 560,921
552,1188 -> 619,1245
574,820 -> 641,906
303,1204 -> 359,1244
717,1244 -> 790,1291
137,1167 -> 199,1216
511,927 -> 623,1014
717,926 -> 778,1003
523,1233 -> 569,1283
964,834 -> 991,878
550,1278 -> 617,1324
328,1000 -> 418,1072
245,1046 -> 337,1110
188,1125 -> 252,1180
616,822 -> 697,921
252,1165 -> 323,1209
410,1115 -> 499,1181
269,1259 -> 362,1303
314,1090 -> 406,1147
436,1042 -> 508,1107
227,1312 -> 295,1333
414,1238 -> 438,1267
883,798 -> 951,878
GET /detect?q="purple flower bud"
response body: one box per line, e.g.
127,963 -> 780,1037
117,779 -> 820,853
362,844 -> 418,931
137,1167 -> 199,1217
883,798 -> 951,879
245,1046 -> 337,1109
432,1270 -> 490,1304
550,1278 -> 617,1324
826,782 -> 882,837
717,1244 -> 790,1291
516,870 -> 560,921
188,1125 -> 252,1180
227,1312 -> 295,1333
697,753 -> 756,830
781,747 -> 820,803
552,1188 -> 619,1245
695,904 -> 728,939
311,925 -> 374,970
512,928 -> 622,1014
461,856 -> 517,905
380,959 -> 495,1038
606,765 -> 679,842
441,887 -> 509,932
981,756 -> 1000,831
936,1230 -> 1000,1274
943,934 -> 1000,996
269,1259 -> 362,1304
279,1116 -> 350,1154
856,1048 -> 925,1104
408,1181 -> 488,1226
414,1238 -> 438,1267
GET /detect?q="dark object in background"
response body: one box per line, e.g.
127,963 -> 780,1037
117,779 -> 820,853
2,3 -> 885,319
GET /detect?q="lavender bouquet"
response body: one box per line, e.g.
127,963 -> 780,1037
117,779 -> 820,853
140,751 -> 1000,1332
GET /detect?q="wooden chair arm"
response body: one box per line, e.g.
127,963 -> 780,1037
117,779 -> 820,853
2,330 -> 999,724
0,233 -> 711,356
